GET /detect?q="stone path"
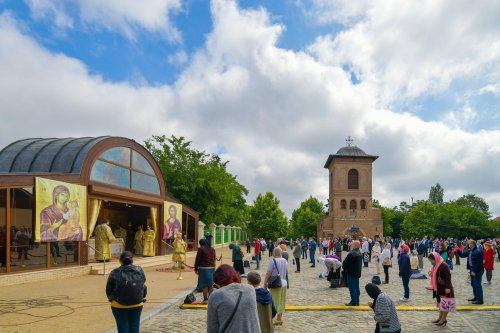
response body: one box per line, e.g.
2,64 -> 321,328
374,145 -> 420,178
141,249 -> 500,332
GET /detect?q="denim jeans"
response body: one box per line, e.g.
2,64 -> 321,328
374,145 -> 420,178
111,306 -> 143,333
310,252 -> 315,266
255,252 -> 260,269
302,248 -> 307,259
471,271 -> 484,303
347,275 -> 360,305
401,274 -> 410,299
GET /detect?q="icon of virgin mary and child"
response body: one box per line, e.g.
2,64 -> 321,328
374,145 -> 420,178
40,185 -> 83,242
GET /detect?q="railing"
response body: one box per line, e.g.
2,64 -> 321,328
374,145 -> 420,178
84,242 -> 106,275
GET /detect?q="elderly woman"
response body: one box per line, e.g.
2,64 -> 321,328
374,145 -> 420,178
263,247 -> 289,326
207,265 -> 260,333
194,239 -> 216,304
379,242 -> 392,284
365,283 -> 401,333
425,253 -> 454,326
372,241 -> 382,275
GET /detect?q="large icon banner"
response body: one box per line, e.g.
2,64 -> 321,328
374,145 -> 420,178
163,202 -> 182,240
35,177 -> 87,242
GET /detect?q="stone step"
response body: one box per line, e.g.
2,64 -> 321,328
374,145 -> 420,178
90,255 -> 172,275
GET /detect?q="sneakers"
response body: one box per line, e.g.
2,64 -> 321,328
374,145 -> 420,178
483,281 -> 491,285
399,297 -> 409,302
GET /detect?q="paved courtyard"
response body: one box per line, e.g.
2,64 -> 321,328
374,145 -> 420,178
141,249 -> 500,333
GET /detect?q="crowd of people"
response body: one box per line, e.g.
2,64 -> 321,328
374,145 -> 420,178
106,235 -> 499,333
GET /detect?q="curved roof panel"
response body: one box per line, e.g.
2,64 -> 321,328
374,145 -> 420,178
0,137 -> 109,173
324,145 -> 378,168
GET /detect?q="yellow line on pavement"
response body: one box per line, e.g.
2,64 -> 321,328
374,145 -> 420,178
181,304 -> 500,311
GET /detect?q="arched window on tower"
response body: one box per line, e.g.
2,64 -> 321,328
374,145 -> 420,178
348,169 -> 359,189
340,200 -> 347,209
350,200 -> 357,210
360,200 -> 366,210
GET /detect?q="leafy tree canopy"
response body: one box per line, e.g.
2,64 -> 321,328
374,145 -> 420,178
145,135 -> 249,226
248,192 -> 288,240
289,196 -> 325,239
455,194 -> 490,217
428,183 -> 444,205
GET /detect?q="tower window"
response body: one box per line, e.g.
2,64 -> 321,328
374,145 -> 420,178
340,200 -> 347,209
348,169 -> 359,189
360,200 -> 366,209
350,200 -> 357,210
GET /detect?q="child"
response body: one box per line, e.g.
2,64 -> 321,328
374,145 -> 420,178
247,271 -> 276,333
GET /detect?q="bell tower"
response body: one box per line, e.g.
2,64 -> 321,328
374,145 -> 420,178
319,137 -> 383,239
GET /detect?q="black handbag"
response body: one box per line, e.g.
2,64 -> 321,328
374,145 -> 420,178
183,293 -> 196,304
267,259 -> 282,288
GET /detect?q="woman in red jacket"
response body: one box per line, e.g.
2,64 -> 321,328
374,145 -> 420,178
483,241 -> 495,285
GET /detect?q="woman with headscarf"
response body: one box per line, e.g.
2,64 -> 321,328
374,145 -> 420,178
425,252 -> 454,326
372,241 -> 382,275
228,243 -> 245,275
207,265 -> 261,333
365,283 -> 401,333
194,239 -> 216,304
263,247 -> 289,326
379,242 -> 392,284
398,244 -> 411,302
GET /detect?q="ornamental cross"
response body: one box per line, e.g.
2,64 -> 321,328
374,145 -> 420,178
345,136 -> 354,146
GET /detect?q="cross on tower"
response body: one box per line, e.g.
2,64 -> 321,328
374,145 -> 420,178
345,136 -> 354,147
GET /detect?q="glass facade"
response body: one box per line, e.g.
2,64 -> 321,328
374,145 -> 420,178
100,147 -> 131,167
0,189 -> 6,273
90,160 -> 131,189
132,150 -> 154,175
90,147 -> 160,195
9,188 -> 48,272
132,171 -> 160,195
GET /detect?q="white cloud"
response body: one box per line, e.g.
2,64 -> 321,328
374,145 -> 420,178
26,0 -> 182,40
1,0 -> 500,219
441,104 -> 477,130
307,0 -> 500,108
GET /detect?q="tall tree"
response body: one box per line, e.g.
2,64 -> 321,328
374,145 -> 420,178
289,196 -> 325,239
145,135 -> 249,226
248,192 -> 288,240
428,183 -> 444,205
455,194 -> 491,217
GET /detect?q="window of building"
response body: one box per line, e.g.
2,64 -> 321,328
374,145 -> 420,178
9,188 -> 48,272
0,189 -> 6,273
348,169 -> 359,189
90,147 -> 160,195
340,200 -> 347,209
350,200 -> 357,210
360,200 -> 366,209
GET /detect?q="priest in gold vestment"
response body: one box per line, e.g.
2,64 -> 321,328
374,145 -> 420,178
94,220 -> 116,261
142,225 -> 155,257
134,226 -> 144,256
172,232 -> 186,269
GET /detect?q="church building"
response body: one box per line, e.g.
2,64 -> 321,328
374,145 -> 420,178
318,137 -> 383,239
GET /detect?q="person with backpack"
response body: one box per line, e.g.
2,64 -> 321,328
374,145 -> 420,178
106,251 -> 147,333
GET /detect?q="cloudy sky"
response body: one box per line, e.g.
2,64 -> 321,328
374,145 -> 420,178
1,0 -> 499,218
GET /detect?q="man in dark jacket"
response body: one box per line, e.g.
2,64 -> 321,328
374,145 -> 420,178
460,240 -> 484,304
342,240 -> 362,306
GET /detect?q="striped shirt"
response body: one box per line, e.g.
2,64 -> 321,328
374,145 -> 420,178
373,292 -> 401,332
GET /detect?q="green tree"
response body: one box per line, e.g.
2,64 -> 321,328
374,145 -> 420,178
455,194 -> 491,217
145,135 -> 249,226
401,201 -> 438,238
289,196 -> 325,239
428,183 -> 444,206
248,192 -> 288,240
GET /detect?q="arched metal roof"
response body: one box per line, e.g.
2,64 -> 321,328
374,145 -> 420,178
0,137 -> 109,173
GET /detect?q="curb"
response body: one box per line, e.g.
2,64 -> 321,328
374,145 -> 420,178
181,304 -> 500,311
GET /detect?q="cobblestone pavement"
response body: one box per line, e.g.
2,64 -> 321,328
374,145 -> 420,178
141,249 -> 500,332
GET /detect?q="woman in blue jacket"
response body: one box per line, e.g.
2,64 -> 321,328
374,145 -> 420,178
398,244 -> 412,302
